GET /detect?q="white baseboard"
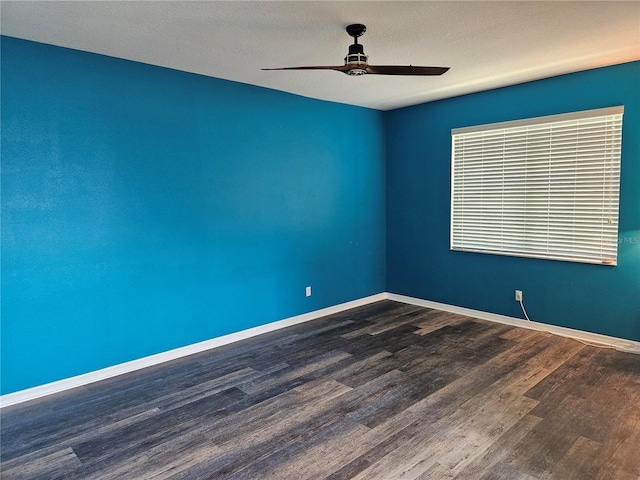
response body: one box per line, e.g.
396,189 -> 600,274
3,291 -> 638,408
386,293 -> 640,355
0,293 -> 386,408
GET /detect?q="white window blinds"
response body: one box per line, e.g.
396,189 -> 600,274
451,106 -> 623,265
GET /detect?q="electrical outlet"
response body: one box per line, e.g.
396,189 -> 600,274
306,286 -> 312,297
515,290 -> 523,302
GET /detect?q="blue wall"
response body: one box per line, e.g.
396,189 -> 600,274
1,37 -> 386,394
2,35 -> 638,397
387,61 -> 640,343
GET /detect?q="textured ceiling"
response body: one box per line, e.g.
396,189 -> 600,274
2,1 -> 639,110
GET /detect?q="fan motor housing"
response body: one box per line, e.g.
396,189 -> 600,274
345,52 -> 368,65
344,41 -> 368,75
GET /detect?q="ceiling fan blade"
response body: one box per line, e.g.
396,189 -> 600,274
262,65 -> 350,72
365,65 -> 449,76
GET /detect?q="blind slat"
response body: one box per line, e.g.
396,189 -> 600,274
450,106 -> 623,265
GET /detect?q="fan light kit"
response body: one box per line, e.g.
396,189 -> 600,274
263,24 -> 449,77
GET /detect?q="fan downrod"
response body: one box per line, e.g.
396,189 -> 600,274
346,24 -> 366,39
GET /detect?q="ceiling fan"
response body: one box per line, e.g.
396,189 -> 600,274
263,24 -> 449,77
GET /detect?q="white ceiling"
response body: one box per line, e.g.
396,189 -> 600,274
2,1 -> 639,111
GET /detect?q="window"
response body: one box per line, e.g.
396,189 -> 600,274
451,106 -> 623,265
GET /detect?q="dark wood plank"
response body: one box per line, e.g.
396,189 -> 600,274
2,300 -> 639,480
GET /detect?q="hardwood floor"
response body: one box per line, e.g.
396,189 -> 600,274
1,300 -> 639,479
